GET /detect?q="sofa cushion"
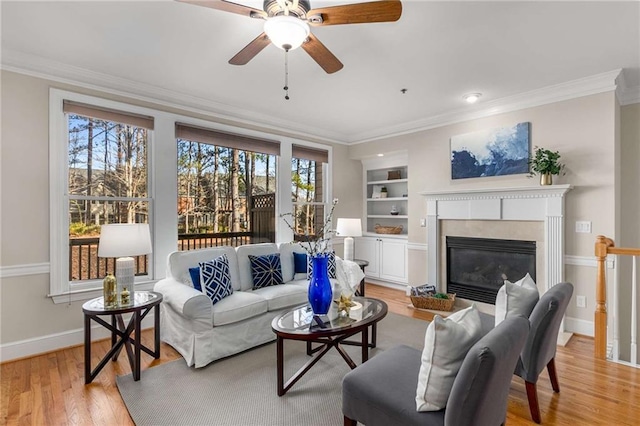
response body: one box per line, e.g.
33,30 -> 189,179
416,305 -> 483,411
249,253 -> 283,289
211,291 -> 268,326
188,267 -> 202,291
237,243 -> 279,291
252,283 -> 308,311
278,242 -> 308,282
495,272 -> 539,327
167,246 -> 242,291
200,255 -> 234,305
307,252 -> 337,279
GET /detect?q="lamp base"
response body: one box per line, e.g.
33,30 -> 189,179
344,237 -> 355,261
115,257 -> 135,306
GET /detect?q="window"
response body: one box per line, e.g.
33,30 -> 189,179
175,124 -> 280,250
49,90 -> 332,302
291,145 -> 329,240
50,92 -> 154,300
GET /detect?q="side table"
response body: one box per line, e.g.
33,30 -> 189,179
82,290 -> 162,384
353,259 -> 369,296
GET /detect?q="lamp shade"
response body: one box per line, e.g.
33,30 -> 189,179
264,15 -> 310,51
336,218 -> 363,237
98,223 -> 152,258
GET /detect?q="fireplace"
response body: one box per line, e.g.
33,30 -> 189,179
446,236 -> 536,304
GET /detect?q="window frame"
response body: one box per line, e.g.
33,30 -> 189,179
49,90 -> 156,302
49,90 -> 333,303
290,153 -> 330,238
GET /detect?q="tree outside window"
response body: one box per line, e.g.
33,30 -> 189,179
67,111 -> 151,282
177,139 -> 277,249
291,155 -> 325,241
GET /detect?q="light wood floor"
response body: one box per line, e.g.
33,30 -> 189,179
2,284 -> 640,425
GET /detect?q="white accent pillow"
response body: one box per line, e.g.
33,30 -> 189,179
415,305 -> 483,412
494,272 -> 539,327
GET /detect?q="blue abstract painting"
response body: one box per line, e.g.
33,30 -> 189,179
450,122 -> 530,180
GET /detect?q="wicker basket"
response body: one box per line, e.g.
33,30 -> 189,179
410,293 -> 456,311
374,224 -> 403,234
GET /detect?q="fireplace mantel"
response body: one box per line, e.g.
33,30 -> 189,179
419,184 -> 572,294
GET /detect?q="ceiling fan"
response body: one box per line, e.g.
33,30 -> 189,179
178,0 -> 402,74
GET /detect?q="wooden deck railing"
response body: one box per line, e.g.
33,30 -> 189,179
70,232 -> 254,281
595,235 -> 640,360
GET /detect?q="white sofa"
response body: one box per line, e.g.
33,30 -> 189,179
154,242 -> 328,368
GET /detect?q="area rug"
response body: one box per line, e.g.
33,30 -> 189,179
117,312 -> 428,426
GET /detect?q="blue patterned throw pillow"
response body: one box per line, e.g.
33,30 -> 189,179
199,255 -> 233,305
307,252 -> 337,279
249,253 -> 283,289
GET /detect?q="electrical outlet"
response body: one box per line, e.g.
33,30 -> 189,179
575,221 -> 592,233
576,295 -> 586,308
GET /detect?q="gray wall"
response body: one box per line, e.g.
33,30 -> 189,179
1,68 -> 638,356
348,92 -> 638,327
0,70 -> 362,352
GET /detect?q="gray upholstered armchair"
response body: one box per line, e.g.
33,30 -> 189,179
515,281 -> 573,423
342,315 -> 529,426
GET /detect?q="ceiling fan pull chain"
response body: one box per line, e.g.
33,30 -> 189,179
284,49 -> 290,100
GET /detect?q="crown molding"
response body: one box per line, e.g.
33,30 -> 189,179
351,69 -> 622,144
0,49 -> 346,145
616,70 -> 640,106
1,49 -> 627,144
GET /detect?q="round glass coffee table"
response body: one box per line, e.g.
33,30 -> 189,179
271,297 -> 387,396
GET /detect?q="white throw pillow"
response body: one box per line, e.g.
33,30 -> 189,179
415,305 -> 483,412
494,272 -> 539,327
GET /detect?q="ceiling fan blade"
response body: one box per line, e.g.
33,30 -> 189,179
301,33 -> 344,74
307,0 -> 401,26
229,32 -> 271,65
177,0 -> 267,19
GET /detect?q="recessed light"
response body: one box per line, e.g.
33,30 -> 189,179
377,153 -> 384,157
463,93 -> 482,104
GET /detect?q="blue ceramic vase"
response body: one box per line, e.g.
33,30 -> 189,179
308,255 -> 332,315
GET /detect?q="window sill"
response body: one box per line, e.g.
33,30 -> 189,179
49,280 -> 157,304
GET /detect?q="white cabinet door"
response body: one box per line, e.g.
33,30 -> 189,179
379,239 -> 407,283
355,237 -> 379,278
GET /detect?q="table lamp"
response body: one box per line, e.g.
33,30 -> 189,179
98,223 -> 152,306
336,218 -> 362,261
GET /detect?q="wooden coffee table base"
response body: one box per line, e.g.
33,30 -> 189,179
276,326 -> 371,396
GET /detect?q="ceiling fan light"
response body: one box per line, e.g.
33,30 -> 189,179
264,15 -> 310,51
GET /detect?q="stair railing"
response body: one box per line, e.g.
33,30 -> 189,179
595,235 -> 640,362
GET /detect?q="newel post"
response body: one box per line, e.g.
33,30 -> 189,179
594,235 -> 614,359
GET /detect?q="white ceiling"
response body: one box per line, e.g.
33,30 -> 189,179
2,1 -> 639,144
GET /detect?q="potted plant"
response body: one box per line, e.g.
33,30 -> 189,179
380,186 -> 388,198
528,146 -> 565,185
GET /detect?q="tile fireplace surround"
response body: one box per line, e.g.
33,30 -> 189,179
419,185 -> 573,297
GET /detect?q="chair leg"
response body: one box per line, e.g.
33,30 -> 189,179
343,415 -> 357,426
547,358 -> 560,393
525,381 -> 542,424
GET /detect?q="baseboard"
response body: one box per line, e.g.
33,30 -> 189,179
564,316 -> 594,337
365,279 -> 407,292
0,315 -> 155,363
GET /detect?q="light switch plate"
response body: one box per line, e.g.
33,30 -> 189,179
575,221 -> 592,233
420,218 -> 427,227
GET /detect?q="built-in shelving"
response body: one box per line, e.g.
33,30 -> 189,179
362,156 -> 408,236
357,154 -> 409,285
